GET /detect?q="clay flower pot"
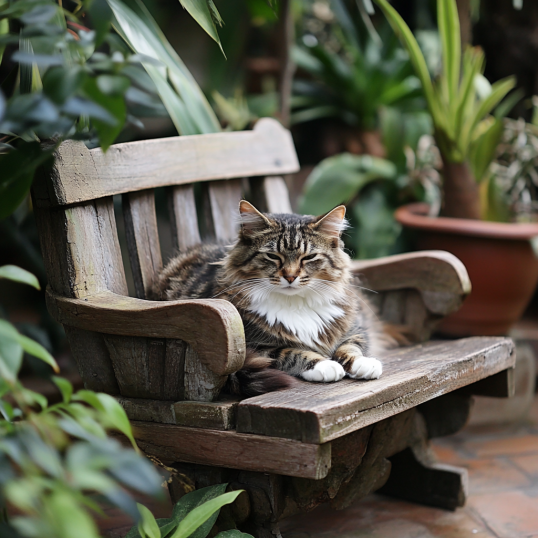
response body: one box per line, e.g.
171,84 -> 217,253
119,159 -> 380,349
395,203 -> 538,336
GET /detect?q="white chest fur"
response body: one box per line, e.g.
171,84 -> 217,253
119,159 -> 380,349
246,286 -> 345,350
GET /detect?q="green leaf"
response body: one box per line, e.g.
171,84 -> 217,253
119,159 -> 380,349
97,74 -> 131,96
179,0 -> 224,57
215,529 -> 254,538
0,143 -> 54,221
43,66 -> 87,105
0,320 -> 24,383
52,376 -> 73,403
18,332 -> 59,371
107,0 -> 220,135
83,77 -> 126,151
170,490 -> 243,538
437,0 -> 460,103
0,265 -> 40,289
95,393 -> 137,449
137,504 -> 162,538
469,117 -> 503,183
0,0 -> 8,65
299,153 -> 397,215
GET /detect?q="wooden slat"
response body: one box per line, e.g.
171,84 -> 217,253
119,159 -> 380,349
207,178 -> 243,241
249,176 -> 292,214
184,346 -> 227,401
173,398 -> 239,430
104,335 -> 166,399
168,184 -> 201,251
119,397 -> 176,424
236,337 -> 515,444
163,339 -> 187,400
263,176 -> 292,213
130,421 -> 332,479
36,119 -> 299,207
122,189 -> 162,299
46,289 -> 246,377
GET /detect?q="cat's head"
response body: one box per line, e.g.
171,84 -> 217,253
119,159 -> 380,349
223,201 -> 351,296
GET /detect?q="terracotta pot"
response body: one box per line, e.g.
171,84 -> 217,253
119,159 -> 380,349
395,203 -> 538,336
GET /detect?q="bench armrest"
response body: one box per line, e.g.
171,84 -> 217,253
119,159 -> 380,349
46,288 -> 245,376
350,250 -> 471,316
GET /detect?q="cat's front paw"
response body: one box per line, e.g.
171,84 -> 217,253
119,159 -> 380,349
301,360 -> 345,383
347,356 -> 383,380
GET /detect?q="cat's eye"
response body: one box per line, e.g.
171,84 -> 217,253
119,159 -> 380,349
302,253 -> 318,261
265,253 -> 281,262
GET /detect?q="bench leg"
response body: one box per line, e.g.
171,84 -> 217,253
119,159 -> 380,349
379,446 -> 468,510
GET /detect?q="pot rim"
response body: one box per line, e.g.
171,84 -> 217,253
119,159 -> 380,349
395,203 -> 538,240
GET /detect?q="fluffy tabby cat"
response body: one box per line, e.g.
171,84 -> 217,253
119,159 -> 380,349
152,201 -> 387,396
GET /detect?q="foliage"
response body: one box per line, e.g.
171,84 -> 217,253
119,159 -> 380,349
487,117 -> 538,222
126,484 -> 252,538
0,0 -> 221,221
373,0 -> 516,175
292,0 -> 424,132
0,265 -> 164,538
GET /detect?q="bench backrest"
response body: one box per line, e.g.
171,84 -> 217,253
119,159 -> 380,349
32,118 -> 299,302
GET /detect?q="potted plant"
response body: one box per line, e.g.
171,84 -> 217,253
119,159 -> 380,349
375,0 -> 538,336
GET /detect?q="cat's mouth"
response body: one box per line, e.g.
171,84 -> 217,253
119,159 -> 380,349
275,276 -> 304,296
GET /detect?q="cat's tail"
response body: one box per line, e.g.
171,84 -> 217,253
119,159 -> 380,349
225,350 -> 298,397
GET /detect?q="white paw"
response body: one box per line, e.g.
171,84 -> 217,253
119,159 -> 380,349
301,360 -> 345,383
347,356 -> 383,380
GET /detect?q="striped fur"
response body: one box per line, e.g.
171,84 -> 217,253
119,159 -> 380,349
152,202 -> 386,396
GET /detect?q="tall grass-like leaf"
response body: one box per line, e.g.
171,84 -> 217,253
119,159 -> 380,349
437,0 -> 460,104
106,0 -> 220,135
372,0 -> 439,127
179,0 -> 224,57
0,265 -> 40,289
0,0 -> 8,65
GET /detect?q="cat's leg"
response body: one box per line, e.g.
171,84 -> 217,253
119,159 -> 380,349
333,336 -> 383,380
270,348 -> 345,382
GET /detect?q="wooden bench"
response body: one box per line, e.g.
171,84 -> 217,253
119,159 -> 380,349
32,119 -> 515,537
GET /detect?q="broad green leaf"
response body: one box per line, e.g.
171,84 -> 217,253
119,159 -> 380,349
170,490 -> 243,538
179,0 -> 224,56
215,529 -> 254,538
83,77 -> 126,151
18,332 -> 59,372
95,393 -> 137,448
0,320 -> 23,383
138,503 -> 162,538
43,66 -> 87,105
0,265 -> 40,289
97,74 -> 131,96
299,153 -> 397,215
52,376 -> 73,403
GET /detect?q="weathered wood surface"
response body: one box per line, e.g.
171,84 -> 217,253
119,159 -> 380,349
122,189 -> 162,299
130,421 -> 331,479
46,289 -> 246,377
167,184 -> 201,251
184,346 -> 227,401
117,397 -> 238,428
34,118 -> 299,207
351,250 -> 471,316
173,398 -> 239,430
104,335 -> 166,399
207,178 -> 243,242
237,337 -> 515,443
163,339 -> 187,400
249,176 -> 293,214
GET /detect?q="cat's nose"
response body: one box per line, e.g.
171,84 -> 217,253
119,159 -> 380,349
283,274 -> 298,283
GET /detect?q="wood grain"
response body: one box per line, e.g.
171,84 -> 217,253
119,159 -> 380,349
122,189 -> 162,299
119,397 -> 176,424
262,176 -> 292,213
167,184 -> 201,251
207,179 -> 243,242
351,250 -> 471,316
183,345 -> 227,401
173,398 -> 239,430
130,421 -> 331,479
35,119 -> 299,207
46,289 -> 245,376
236,337 -> 514,443
163,339 -> 187,400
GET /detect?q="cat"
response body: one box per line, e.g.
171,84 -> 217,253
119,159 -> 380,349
152,201 -> 388,397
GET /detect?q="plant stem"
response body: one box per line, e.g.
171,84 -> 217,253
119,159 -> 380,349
440,157 -> 482,219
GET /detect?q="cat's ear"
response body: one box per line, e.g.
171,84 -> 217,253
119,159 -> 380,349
239,200 -> 272,236
312,205 -> 348,238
